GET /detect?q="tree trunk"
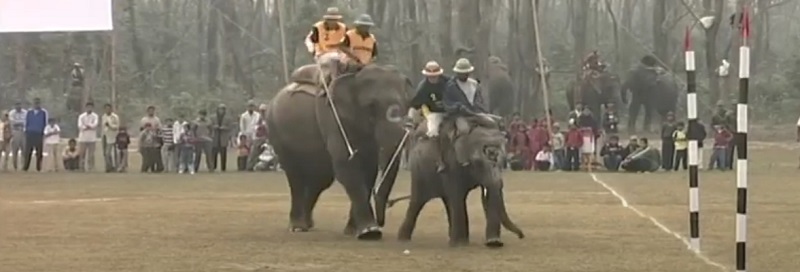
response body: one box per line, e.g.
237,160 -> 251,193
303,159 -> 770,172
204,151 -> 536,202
571,0 -> 589,105
126,0 -> 148,93
652,0 -> 669,65
14,34 -> 27,100
219,0 -> 255,98
405,0 -> 423,83
207,0 -> 221,91
440,0 -> 454,65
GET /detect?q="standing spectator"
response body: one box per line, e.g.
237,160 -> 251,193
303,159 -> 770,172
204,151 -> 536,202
688,120 -> 707,169
797,114 -> 800,168
7,102 -> 27,171
672,122 -> 688,171
564,123 -> 583,171
568,103 -> 583,126
62,139 -> 80,171
101,103 -> 120,172
139,105 -> 162,130
161,118 -> 175,172
710,102 -> 728,129
77,102 -> 99,172
579,125 -> 595,170
533,145 -> 553,171
172,114 -> 189,171
528,119 -> 550,171
177,123 -> 196,174
237,134 -> 250,171
550,123 -> 565,171
193,109 -> 213,172
709,125 -> 732,170
139,123 -> 161,172
724,109 -> 737,170
246,104 -> 269,171
600,135 -> 625,171
508,121 -> 531,170
239,101 -> 261,143
660,111 -> 677,170
115,126 -> 131,172
23,98 -> 48,172
0,112 -> 10,170
43,118 -> 61,171
211,104 -> 233,171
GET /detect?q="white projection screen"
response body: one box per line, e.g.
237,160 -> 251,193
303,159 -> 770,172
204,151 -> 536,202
0,0 -> 113,33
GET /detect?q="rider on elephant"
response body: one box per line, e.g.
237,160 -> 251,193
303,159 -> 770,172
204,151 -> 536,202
304,7 -> 347,60
640,55 -> 666,74
341,14 -> 378,65
408,61 -> 449,138
443,58 -> 497,167
582,51 -> 607,76
408,61 -> 450,172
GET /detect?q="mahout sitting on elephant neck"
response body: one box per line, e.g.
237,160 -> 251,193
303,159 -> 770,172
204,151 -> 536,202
267,63 -> 411,241
390,122 -> 524,248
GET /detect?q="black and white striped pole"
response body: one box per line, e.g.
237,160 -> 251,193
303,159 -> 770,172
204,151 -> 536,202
735,7 -> 750,272
684,26 -> 700,254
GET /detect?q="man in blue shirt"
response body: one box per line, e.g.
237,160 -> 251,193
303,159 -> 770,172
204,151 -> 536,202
23,98 -> 48,172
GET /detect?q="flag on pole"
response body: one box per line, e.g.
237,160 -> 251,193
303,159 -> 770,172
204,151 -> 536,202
684,26 -> 692,51
741,6 -> 750,42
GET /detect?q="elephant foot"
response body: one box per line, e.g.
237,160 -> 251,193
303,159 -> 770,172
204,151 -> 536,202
448,239 -> 470,247
356,226 -> 383,241
289,226 -> 310,232
484,238 -> 504,248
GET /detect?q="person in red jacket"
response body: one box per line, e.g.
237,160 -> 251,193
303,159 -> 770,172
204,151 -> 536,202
508,122 -> 531,170
528,119 -> 550,171
564,123 -> 583,171
709,125 -> 732,170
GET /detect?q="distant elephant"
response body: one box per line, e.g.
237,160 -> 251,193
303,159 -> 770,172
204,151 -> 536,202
567,71 -> 621,118
621,60 -> 679,132
485,57 -> 515,118
267,63 -> 411,240
388,117 -> 525,247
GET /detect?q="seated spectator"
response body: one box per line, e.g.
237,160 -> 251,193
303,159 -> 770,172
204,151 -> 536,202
621,137 -> 661,173
622,135 -> 640,159
62,139 -> 80,171
709,125 -> 732,170
534,145 -> 553,171
600,135 -> 625,171
237,134 -> 250,171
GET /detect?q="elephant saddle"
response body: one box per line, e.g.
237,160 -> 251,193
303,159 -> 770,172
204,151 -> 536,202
290,64 -> 331,93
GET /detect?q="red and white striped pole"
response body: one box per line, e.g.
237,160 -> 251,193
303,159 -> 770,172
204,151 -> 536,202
735,6 -> 751,272
684,26 -> 700,254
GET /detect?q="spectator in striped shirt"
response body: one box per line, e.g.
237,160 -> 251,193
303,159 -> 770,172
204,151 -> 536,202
161,118 -> 175,172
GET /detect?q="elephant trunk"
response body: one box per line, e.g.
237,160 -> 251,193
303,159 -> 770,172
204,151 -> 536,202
373,123 -> 407,227
483,184 -> 525,240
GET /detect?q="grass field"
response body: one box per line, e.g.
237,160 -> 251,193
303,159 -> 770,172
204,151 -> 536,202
1,143 -> 799,272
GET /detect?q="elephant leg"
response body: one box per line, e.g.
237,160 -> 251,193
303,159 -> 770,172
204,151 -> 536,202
303,172 -> 334,231
643,104 -> 654,132
397,197 -> 430,241
481,187 -> 503,248
345,149 -> 380,234
283,163 -> 311,232
446,190 -> 470,247
628,100 -> 640,132
333,161 -> 382,240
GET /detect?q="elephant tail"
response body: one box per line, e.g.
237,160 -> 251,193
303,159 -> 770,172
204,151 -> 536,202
386,195 -> 411,208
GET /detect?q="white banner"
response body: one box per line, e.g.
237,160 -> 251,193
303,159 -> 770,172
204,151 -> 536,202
0,0 -> 113,33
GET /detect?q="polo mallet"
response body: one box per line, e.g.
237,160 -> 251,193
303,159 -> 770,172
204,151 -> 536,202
373,128 -> 411,195
316,57 -> 357,159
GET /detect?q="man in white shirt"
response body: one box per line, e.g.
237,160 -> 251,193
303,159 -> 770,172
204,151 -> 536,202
7,102 -> 27,171
43,118 -> 61,171
101,103 -> 120,172
77,102 -> 99,171
239,101 -> 261,142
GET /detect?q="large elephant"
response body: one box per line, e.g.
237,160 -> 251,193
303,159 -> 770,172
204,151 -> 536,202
485,57 -> 515,118
621,64 -> 679,132
388,117 -> 525,247
567,71 -> 621,118
266,63 -> 411,240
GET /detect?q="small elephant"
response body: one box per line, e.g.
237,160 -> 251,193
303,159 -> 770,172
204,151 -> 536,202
389,117 -> 525,247
622,63 -> 679,132
267,64 -> 411,240
485,57 -> 515,118
567,71 -> 621,119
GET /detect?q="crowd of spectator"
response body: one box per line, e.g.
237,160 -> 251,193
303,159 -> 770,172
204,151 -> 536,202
0,98 -> 273,174
503,101 -> 738,173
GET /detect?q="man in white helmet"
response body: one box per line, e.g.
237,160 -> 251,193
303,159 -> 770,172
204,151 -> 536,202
408,61 -> 450,172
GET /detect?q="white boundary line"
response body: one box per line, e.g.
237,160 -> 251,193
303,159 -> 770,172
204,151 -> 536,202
589,173 -> 729,271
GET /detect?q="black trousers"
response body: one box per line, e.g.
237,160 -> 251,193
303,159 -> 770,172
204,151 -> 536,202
211,146 -> 227,171
237,155 -> 248,171
565,147 -> 580,171
726,140 -> 737,170
661,140 -> 675,170
23,132 -> 44,171
673,149 -> 688,170
140,147 -> 164,173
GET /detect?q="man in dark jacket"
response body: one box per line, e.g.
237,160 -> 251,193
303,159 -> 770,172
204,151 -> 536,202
211,104 -> 233,171
408,61 -> 449,137
688,120 -> 708,168
442,58 -> 494,166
